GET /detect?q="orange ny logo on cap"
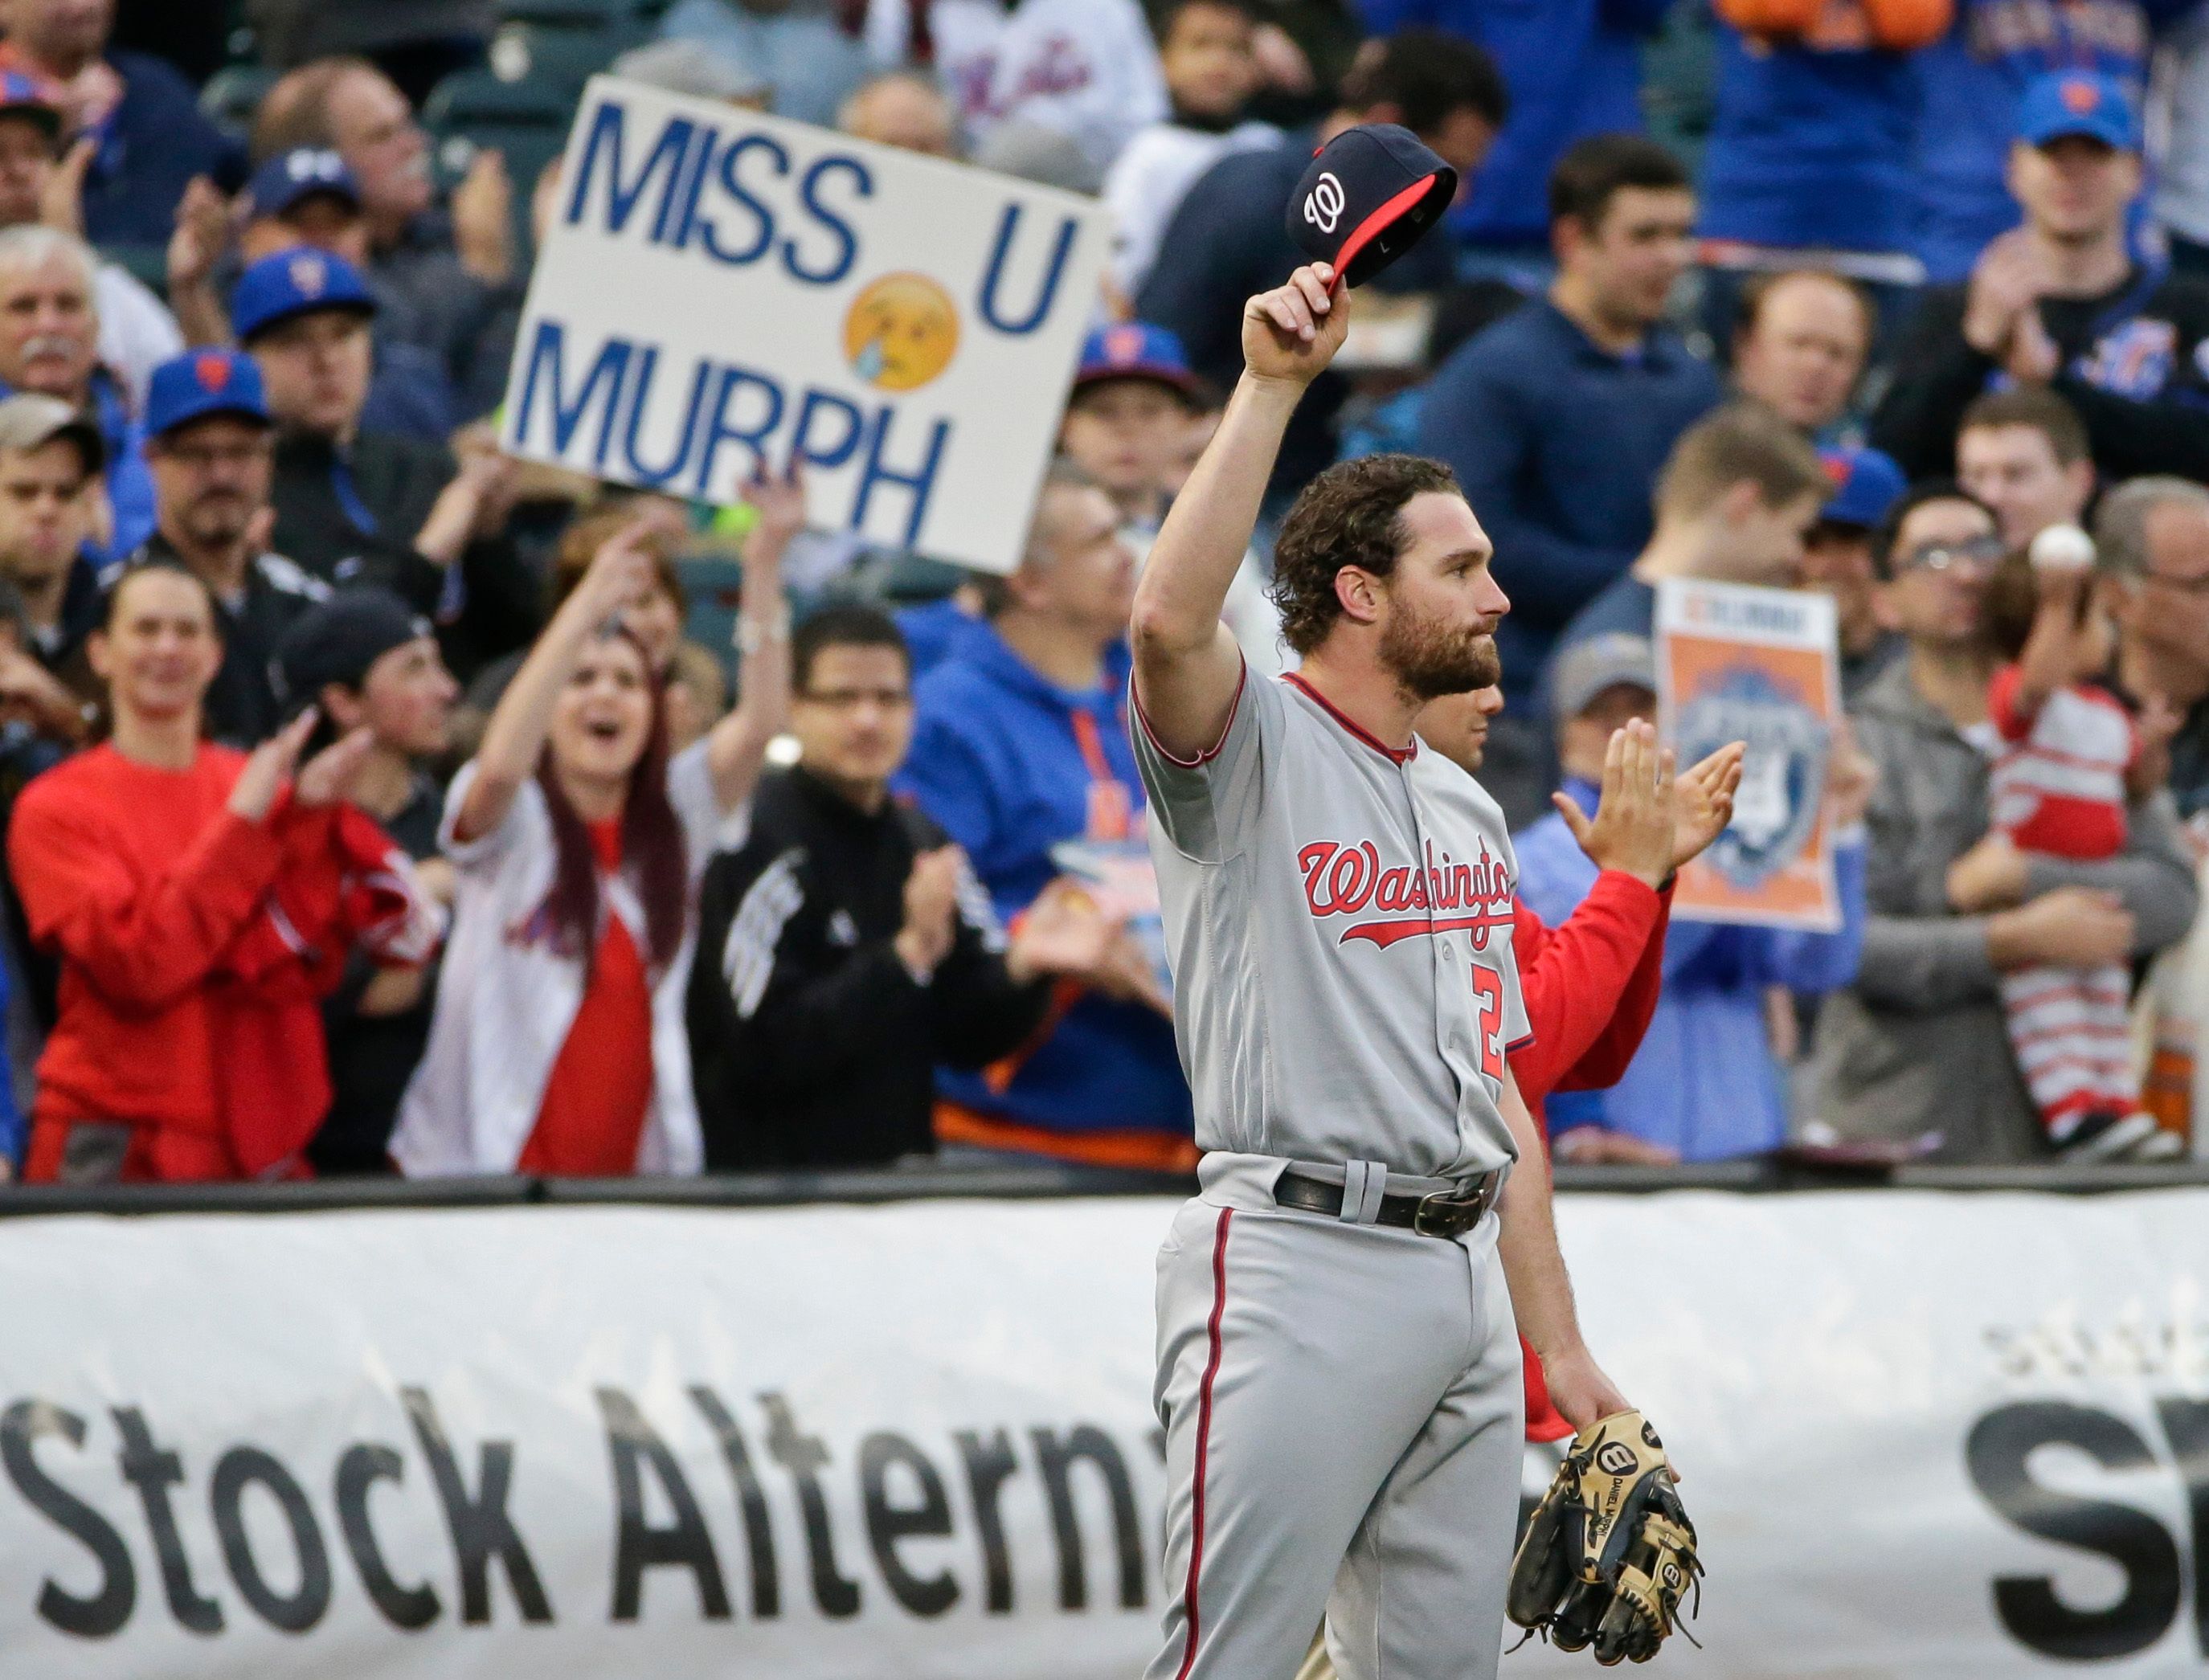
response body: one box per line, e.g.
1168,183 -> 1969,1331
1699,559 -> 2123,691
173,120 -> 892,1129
2060,77 -> 2101,114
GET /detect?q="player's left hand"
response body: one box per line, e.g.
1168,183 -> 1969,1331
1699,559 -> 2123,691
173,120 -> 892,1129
1540,1344 -> 1634,1435
1669,740 -> 1745,873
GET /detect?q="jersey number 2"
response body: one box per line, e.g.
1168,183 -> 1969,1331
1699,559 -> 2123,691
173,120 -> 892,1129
1471,967 -> 1505,1081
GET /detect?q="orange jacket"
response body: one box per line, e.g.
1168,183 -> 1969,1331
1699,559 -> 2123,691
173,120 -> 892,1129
1716,0 -> 1951,52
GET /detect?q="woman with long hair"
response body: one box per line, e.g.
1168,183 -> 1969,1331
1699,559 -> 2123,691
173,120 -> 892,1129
391,469 -> 800,1175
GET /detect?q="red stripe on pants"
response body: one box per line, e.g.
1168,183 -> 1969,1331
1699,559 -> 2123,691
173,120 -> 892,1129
1175,1208 -> 1233,1680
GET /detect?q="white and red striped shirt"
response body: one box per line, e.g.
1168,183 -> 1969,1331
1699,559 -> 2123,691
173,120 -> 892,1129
1986,664 -> 2137,860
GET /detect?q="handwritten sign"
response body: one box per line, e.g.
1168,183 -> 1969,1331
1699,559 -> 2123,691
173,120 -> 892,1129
500,77 -> 1110,573
1656,578 -> 1842,930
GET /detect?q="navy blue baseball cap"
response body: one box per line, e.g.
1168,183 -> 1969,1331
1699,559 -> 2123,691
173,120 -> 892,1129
1287,123 -> 1457,289
1817,446 -> 1907,531
275,587 -> 432,703
247,146 -> 362,222
2018,71 -> 2139,152
231,247 -> 377,344
1073,321 -> 1201,402
144,349 -> 271,439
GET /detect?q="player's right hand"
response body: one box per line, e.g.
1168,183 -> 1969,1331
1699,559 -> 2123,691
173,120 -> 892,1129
1242,263 -> 1350,388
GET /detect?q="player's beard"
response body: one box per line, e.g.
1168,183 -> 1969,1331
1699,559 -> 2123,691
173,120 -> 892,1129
1379,603 -> 1500,701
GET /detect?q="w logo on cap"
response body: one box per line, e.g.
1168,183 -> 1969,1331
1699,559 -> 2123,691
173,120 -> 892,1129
193,351 -> 231,393
2060,76 -> 2101,113
288,252 -> 328,297
1304,171 -> 1345,233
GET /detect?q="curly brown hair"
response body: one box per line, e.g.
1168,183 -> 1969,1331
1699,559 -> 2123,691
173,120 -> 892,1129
1269,453 -> 1463,656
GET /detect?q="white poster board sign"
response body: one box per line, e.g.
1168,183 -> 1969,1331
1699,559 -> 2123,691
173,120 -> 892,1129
499,78 -> 1111,573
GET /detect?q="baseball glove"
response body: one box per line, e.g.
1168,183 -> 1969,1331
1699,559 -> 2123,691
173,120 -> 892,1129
1507,1408 -> 1700,1664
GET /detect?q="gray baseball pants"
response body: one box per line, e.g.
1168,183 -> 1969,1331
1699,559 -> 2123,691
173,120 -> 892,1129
1144,1186 -> 1524,1680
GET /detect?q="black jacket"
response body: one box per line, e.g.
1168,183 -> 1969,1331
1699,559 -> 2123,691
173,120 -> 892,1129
268,427 -> 539,682
688,766 -> 1052,1170
1871,265 -> 2209,482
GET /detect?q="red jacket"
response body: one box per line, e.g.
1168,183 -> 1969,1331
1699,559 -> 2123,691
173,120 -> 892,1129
1505,869 -> 1673,1439
11,743 -> 433,1180
1510,871 -> 1672,1116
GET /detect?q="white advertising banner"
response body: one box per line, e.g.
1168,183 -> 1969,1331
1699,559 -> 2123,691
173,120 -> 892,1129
3,1190 -> 2209,1676
498,77 -> 1109,573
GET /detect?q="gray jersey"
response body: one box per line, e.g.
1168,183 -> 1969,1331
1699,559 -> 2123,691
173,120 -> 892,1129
1132,665 -> 1529,1180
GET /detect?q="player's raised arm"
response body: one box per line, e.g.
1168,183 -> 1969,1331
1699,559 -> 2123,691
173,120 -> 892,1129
1130,262 -> 1349,760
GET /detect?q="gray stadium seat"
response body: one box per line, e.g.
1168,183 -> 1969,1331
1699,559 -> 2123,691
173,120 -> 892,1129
200,63 -> 276,144
423,71 -> 579,253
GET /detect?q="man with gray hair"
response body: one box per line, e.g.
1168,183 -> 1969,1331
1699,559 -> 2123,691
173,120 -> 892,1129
0,224 -> 149,560
2097,476 -> 2209,826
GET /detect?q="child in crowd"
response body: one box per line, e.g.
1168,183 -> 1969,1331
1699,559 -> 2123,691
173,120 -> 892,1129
390,469 -> 800,1178
1103,0 -> 1278,297
1982,525 -> 2182,1160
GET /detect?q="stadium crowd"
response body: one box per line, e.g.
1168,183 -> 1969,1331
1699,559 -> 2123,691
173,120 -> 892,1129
0,0 -> 2205,1186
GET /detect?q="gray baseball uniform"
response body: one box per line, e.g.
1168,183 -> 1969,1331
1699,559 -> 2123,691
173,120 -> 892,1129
1131,664 -> 1532,1680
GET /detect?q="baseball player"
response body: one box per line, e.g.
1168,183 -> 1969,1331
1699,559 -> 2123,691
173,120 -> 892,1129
1127,260 -> 1643,1680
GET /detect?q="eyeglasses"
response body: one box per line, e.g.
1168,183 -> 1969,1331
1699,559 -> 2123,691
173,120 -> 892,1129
1896,534 -> 2006,574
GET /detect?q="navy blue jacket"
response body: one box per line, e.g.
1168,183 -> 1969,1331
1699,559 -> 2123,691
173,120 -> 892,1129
79,51 -> 247,249
1417,300 -> 1720,702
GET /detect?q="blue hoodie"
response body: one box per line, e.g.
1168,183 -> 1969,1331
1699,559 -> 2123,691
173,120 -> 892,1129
1517,781 -> 1867,1159
893,625 -> 1193,1139
1910,0 -> 2184,281
1355,0 -> 1671,247
1698,21 -> 1922,255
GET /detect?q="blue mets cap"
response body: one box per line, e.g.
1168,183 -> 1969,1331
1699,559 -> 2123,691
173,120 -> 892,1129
1287,123 -> 1457,289
246,146 -> 362,222
144,349 -> 270,438
231,247 -> 377,343
1818,446 -> 1908,531
1074,321 -> 1201,401
2018,71 -> 2139,152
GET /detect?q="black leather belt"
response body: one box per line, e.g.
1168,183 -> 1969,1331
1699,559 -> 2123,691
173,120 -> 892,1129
1274,1166 -> 1503,1238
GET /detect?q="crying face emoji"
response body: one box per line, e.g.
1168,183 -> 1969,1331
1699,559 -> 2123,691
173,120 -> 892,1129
842,272 -> 960,391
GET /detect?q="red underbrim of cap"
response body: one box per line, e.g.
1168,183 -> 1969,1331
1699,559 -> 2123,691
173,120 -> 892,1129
1331,173 -> 1445,290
